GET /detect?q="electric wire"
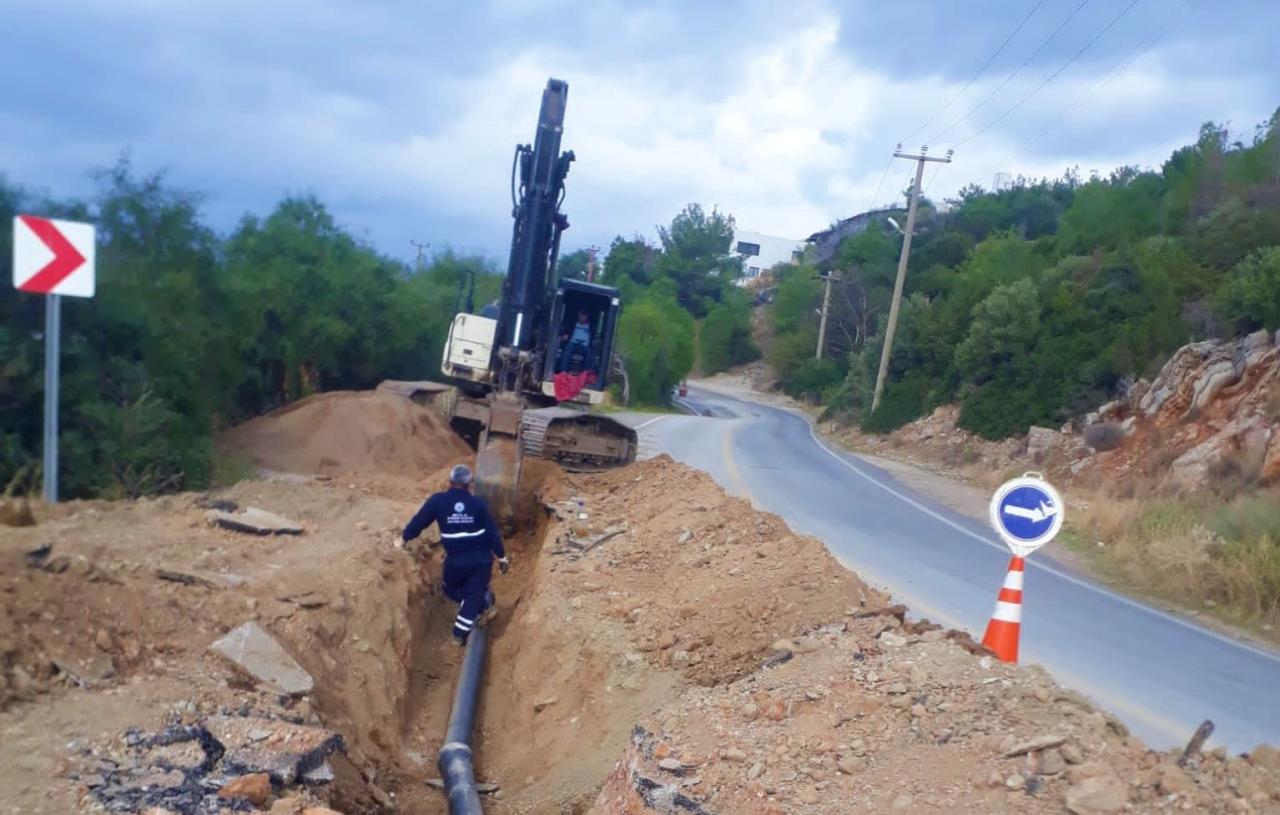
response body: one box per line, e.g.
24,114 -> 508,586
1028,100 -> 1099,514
995,26 -> 1164,173
922,160 -> 947,198
927,0 -> 1092,146
899,0 -> 1049,146
863,152 -> 896,214
950,0 -> 1143,150
1032,27 -> 1163,138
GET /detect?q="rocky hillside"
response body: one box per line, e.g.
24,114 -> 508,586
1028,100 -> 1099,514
1073,329 -> 1279,490
840,330 -> 1280,494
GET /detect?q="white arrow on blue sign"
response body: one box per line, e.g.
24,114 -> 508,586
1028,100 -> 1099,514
988,474 -> 1065,556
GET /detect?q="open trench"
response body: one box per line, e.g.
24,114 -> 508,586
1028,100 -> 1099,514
299,463 -> 677,815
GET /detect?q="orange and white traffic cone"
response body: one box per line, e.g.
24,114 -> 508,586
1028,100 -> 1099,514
982,556 -> 1024,663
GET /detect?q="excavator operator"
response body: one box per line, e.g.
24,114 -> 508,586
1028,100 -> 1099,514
557,308 -> 594,374
398,463 -> 511,645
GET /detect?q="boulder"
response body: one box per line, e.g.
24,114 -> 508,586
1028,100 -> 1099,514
209,622 -> 314,696
1083,423 -> 1126,452
1169,415 -> 1273,489
218,773 -> 272,806
1095,400 -> 1126,422
1235,329 -> 1274,374
1064,775 -> 1128,814
1141,340 -> 1220,416
1027,427 -> 1062,460
1003,734 -> 1066,757
1188,358 -> 1240,414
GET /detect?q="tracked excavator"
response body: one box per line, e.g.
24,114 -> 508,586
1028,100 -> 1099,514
438,78 -> 637,521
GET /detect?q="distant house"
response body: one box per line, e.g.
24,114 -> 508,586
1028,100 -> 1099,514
805,208 -> 896,266
730,230 -> 806,287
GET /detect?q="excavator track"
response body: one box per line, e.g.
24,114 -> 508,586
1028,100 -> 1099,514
520,406 -> 637,472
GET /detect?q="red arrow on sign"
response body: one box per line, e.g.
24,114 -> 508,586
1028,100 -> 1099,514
16,215 -> 87,294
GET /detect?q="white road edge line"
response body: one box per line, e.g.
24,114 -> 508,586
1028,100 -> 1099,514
634,415 -> 669,430
802,419 -> 1280,666
673,397 -> 702,415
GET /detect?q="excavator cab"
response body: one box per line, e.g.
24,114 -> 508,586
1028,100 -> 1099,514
540,279 -> 621,403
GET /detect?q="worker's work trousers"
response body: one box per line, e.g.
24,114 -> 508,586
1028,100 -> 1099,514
442,558 -> 493,641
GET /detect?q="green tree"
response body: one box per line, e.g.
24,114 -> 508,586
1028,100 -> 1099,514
1216,248 -> 1280,333
699,290 -> 758,374
953,279 -> 1042,385
603,235 -> 658,285
616,291 -> 695,404
654,204 -> 741,316
557,248 -> 591,281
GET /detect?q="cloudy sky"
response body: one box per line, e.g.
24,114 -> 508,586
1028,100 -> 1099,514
3,0 -> 1277,261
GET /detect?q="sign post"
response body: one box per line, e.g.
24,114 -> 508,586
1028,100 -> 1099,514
43,294 -> 61,502
982,472 -> 1065,662
12,215 -> 96,503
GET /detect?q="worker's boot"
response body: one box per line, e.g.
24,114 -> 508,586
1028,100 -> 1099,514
476,605 -> 499,628
453,634 -> 467,647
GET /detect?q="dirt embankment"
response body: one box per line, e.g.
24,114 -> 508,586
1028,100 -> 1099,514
3,387 -> 1280,814
221,390 -> 471,479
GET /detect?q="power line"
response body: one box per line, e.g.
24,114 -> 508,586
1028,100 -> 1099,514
899,0 -> 1049,146
951,0 -> 1143,150
864,152 -> 896,215
928,0 -> 1091,146
996,26 -> 1165,171
923,160 -> 947,198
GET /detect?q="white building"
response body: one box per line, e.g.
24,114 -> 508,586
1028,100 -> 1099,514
730,230 -> 805,285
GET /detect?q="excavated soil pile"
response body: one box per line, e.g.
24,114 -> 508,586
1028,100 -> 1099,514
553,458 -> 1280,815
221,390 -> 470,479
3,417 -> 1280,814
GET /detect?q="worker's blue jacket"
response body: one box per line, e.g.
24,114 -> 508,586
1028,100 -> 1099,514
402,488 -> 505,566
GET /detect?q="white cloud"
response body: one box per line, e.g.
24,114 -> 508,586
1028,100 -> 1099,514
4,0 -> 1277,258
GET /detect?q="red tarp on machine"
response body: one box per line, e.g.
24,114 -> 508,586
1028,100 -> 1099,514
552,370 -> 596,402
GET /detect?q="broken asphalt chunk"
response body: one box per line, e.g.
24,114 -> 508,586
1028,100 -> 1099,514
209,622 -> 314,696
206,506 -> 303,535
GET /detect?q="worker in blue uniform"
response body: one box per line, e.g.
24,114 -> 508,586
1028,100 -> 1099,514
557,308 -> 594,373
399,463 -> 510,645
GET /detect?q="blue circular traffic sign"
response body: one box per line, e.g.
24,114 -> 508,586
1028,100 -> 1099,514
988,474 -> 1064,556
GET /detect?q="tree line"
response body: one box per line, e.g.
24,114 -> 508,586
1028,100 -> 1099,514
10,107 -> 1276,499
764,111 -> 1280,438
1,160 -> 499,499
0,161 -> 749,499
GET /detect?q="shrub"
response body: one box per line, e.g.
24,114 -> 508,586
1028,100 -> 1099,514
1215,247 -> 1280,333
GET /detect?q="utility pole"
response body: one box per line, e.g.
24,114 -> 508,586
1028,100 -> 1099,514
871,145 -> 952,412
586,246 -> 599,282
410,240 -> 431,272
815,271 -> 839,359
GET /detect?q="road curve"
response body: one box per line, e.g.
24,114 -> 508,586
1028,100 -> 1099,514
621,385 -> 1280,752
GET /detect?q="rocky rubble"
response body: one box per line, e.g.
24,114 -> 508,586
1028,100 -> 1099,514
67,713 -> 344,814
591,607 -> 1280,813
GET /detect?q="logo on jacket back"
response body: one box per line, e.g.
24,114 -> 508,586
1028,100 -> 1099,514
447,500 -> 475,526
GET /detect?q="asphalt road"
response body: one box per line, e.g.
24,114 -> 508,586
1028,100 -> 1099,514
619,385 -> 1280,752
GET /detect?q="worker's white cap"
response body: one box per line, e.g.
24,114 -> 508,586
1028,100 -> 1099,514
449,464 -> 474,485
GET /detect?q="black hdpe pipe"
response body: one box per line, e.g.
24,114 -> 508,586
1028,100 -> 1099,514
438,625 -> 487,815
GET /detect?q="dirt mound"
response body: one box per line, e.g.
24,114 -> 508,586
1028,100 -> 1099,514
6,447 -> 1279,814
221,390 -> 471,479
564,455 -> 882,685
